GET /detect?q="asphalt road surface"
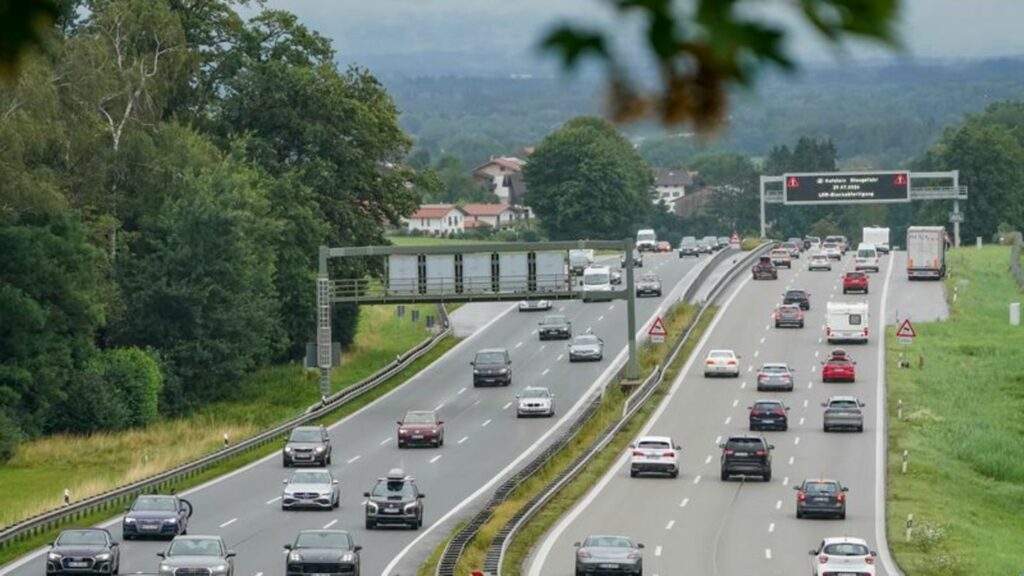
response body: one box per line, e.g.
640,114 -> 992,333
0,250 -> 711,576
528,250 -> 920,576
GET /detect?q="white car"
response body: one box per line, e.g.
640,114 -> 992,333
809,537 -> 877,575
807,254 -> 832,271
629,435 -> 680,478
822,244 -> 843,261
704,349 -> 740,377
515,387 -> 555,417
518,299 -> 552,312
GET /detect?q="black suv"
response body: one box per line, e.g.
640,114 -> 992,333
782,289 -> 811,310
537,315 -> 572,340
720,435 -> 774,482
471,348 -> 512,387
364,468 -> 425,530
283,425 -> 332,467
748,400 -> 789,431
47,529 -> 120,576
284,530 -> 361,576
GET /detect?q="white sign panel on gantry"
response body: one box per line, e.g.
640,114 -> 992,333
462,253 -> 492,293
499,253 -> 528,292
425,254 -> 455,293
387,255 -> 418,294
535,252 -> 567,291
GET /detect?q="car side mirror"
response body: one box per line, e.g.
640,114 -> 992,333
573,542 -> 581,548
332,479 -> 339,485
111,542 -> 119,547
860,402 -> 866,407
226,551 -> 236,559
785,407 -> 790,411
157,552 -> 166,559
550,394 -> 556,397
283,544 -> 292,550
768,445 -> 775,450
48,541 -> 54,546
469,361 -> 475,366
746,406 -> 752,410
417,493 -> 425,499
629,443 -> 636,449
842,487 -> 849,492
792,486 -> 799,490
674,445 -> 681,450
637,543 -> 645,549
871,551 -> 877,557
396,421 -> 403,426
438,420 -> 444,425
282,479 -> 288,485
808,550 -> 817,556
362,492 -> 371,498
717,443 -> 725,449
820,402 -> 828,407
853,361 -> 857,365
124,507 -> 130,512
354,545 -> 362,552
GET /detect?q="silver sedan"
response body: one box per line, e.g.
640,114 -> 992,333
281,469 -> 340,510
568,334 -> 604,362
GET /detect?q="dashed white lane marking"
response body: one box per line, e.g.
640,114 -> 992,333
598,315 -> 605,322
815,350 -> 820,358
732,399 -> 739,407
724,416 -> 732,425
542,368 -> 550,376
608,305 -> 615,310
430,455 -> 442,464
458,436 -> 469,444
765,324 -> 770,330
775,500 -> 782,510
768,522 -> 775,533
655,546 -> 663,557
666,520 -> 675,530
346,455 -> 361,464
539,345 -> 546,351
808,381 -> 813,389
693,475 -> 702,485
323,519 -> 338,529
557,354 -> 565,361
219,518 -> 237,528
458,387 -> 467,394
515,341 -> 523,348
482,419 -> 492,427
747,366 -> 753,373
680,497 -> 690,508
788,456 -> 795,465
794,437 -> 801,445
715,435 -> 722,444
704,455 -> 712,464
765,548 -> 772,560
741,381 -> 747,389
754,350 -> 760,358
503,402 -> 513,410
818,337 -> 823,343
783,476 -> 789,486
803,399 -> 809,408
760,336 -> 766,344
266,496 -> 281,504
380,438 -> 391,445
472,399 -> 481,407
811,365 -> 817,373
531,329 -> 538,335
559,306 -> 565,312
799,417 -> 805,426
435,403 -> 445,411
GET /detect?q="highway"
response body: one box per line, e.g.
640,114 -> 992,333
0,250 -> 708,576
528,250 -> 910,576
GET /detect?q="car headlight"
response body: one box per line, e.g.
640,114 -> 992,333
159,565 -> 173,574
95,553 -> 111,561
165,517 -> 178,524
123,517 -> 136,524
497,368 -> 508,374
399,429 -> 408,435
288,552 -> 302,562
48,553 -> 62,561
404,502 -> 419,513
210,564 -> 229,573
314,446 -> 325,453
284,446 -> 293,453
341,553 -> 355,563
366,501 -> 378,512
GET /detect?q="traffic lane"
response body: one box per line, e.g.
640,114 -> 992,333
885,250 -> 948,323
69,254 -> 706,576
529,255 -> 887,575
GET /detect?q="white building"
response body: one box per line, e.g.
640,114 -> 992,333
405,204 -> 466,235
652,168 -> 694,213
472,156 -> 527,203
461,203 -> 518,230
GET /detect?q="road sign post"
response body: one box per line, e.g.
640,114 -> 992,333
648,316 -> 667,344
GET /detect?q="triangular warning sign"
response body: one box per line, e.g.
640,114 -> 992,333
896,318 -> 916,338
649,316 -> 668,337
787,176 -> 800,188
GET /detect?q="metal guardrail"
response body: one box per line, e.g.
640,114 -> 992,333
0,304 -> 452,555
486,243 -> 774,575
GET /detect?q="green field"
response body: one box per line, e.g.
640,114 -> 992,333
0,304 -> 440,528
886,246 -> 1024,575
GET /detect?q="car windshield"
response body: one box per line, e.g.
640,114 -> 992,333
520,388 -> 550,399
292,471 -> 331,484
168,539 -> 222,557
804,482 -> 839,494
573,335 -> 600,346
403,412 -> 435,424
709,351 -> 733,359
637,231 -> 656,242
761,365 -> 788,373
56,531 -> 107,546
778,306 -> 798,313
640,274 -> 659,282
584,273 -> 610,286
371,480 -> 416,499
827,358 -> 852,366
771,250 -> 788,256
681,237 -> 696,245
823,543 -> 870,556
133,496 -> 177,511
294,532 -> 351,550
475,352 -> 506,364
726,439 -> 764,450
846,272 -> 865,279
584,536 -> 633,548
753,402 -> 781,410
785,291 -> 806,298
857,249 -> 875,257
542,315 -> 566,325
637,440 -> 670,449
289,429 -> 321,442
829,400 -> 860,409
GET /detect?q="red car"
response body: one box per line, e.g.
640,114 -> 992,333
657,241 -> 672,252
397,409 -> 444,448
822,356 -> 856,382
842,271 -> 869,294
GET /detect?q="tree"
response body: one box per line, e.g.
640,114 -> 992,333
763,136 -> 840,238
525,117 -> 652,240
428,154 -> 493,204
691,152 -> 760,234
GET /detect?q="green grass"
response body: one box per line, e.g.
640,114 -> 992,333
741,237 -> 766,250
415,303 -> 710,576
0,304 -> 439,529
0,328 -> 460,566
387,235 -> 499,247
886,246 -> 1024,575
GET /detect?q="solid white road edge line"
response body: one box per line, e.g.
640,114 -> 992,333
0,302 -> 520,576
525,267 -> 751,576
383,257 -> 714,576
875,254 -> 902,575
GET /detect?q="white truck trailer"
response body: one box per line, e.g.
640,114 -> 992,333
906,226 -> 947,280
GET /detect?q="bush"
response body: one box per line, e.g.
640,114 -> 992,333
51,370 -> 130,434
100,348 -> 164,427
0,412 -> 23,463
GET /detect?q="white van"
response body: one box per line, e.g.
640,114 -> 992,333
826,302 -> 869,344
854,243 -> 880,273
581,266 -> 613,302
636,229 -> 658,252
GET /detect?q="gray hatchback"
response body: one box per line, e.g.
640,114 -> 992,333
795,478 -> 848,519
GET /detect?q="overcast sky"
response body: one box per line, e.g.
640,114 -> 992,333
261,0 -> 1024,73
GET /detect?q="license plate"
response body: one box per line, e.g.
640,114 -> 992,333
387,506 -> 398,511
67,562 -> 88,568
647,455 -> 660,459
600,564 -> 618,569
762,420 -> 774,424
312,573 -> 331,576
412,435 -> 423,439
734,452 -> 748,456
142,525 -> 159,531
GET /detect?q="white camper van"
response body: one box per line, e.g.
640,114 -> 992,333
862,226 -> 890,254
826,302 -> 870,344
581,266 -> 613,302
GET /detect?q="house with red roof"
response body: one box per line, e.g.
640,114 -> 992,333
461,203 -> 518,230
472,156 -> 527,204
405,204 -> 467,235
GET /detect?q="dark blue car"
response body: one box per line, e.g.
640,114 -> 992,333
122,495 -> 192,540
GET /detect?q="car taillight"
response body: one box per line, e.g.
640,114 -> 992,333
826,327 -> 832,336
781,375 -> 791,381
864,327 -> 869,336
627,551 -> 641,560
797,311 -> 804,318
724,449 -> 735,456
818,555 -> 829,564
755,450 -> 768,456
865,556 -> 874,565
632,450 -> 644,456
727,360 -> 737,365
837,493 -> 846,503
663,451 -> 675,457
706,359 -> 715,365
774,409 -> 786,416
797,492 -> 806,501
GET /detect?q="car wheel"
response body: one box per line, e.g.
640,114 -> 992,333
798,321 -> 804,328
839,511 -> 847,520
720,470 -> 729,481
670,470 -> 679,479
282,504 -> 289,511
365,519 -> 375,530
123,534 -> 132,541
282,457 -> 290,468
630,469 -> 638,478
326,453 -> 332,465
824,425 -> 831,433
865,288 -> 870,294
398,440 -> 405,448
774,322 -> 780,328
333,496 -> 340,509
858,425 -> 864,432
439,435 -> 445,446
763,470 -> 772,482
796,510 -> 803,519
781,424 -> 788,431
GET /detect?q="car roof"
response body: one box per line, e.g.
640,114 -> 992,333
60,528 -> 112,536
298,529 -> 351,536
173,535 -> 223,542
521,386 -> 550,393
708,349 -> 735,355
404,409 -> 435,416
476,347 -> 508,354
822,536 -> 869,546
762,362 -> 789,369
786,288 -> 808,293
828,395 -> 860,402
637,435 -> 673,443
754,399 -> 784,404
802,478 -> 840,484
727,434 -> 766,441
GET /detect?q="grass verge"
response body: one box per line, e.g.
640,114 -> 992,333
0,331 -> 460,567
415,302 -> 713,576
886,246 -> 1024,575
741,237 -> 765,251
